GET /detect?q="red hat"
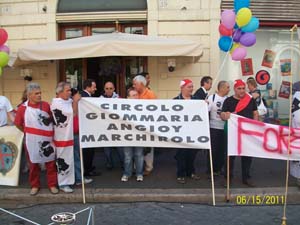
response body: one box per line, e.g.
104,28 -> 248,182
180,79 -> 193,88
234,79 -> 246,89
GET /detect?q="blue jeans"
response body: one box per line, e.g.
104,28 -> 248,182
73,134 -> 82,183
104,147 -> 124,168
123,147 -> 144,177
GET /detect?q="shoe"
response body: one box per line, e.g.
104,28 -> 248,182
49,187 -> 59,194
121,175 -> 129,182
190,174 -> 201,180
76,178 -> 93,185
143,170 -> 152,176
177,177 -> 186,184
84,171 -> 102,177
242,179 -> 255,187
30,187 -> 39,196
59,186 -> 74,193
136,175 -> 143,182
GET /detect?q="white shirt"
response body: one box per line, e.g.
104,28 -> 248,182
207,93 -> 227,130
0,96 -> 13,126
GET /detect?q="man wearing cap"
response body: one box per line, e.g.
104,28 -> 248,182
220,79 -> 258,187
174,79 -> 200,184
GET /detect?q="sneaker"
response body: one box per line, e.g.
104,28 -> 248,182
59,186 -> 74,193
30,187 -> 39,196
177,177 -> 186,184
76,178 -> 93,185
190,174 -> 201,180
136,175 -> 143,182
121,175 -> 129,182
49,186 -> 59,194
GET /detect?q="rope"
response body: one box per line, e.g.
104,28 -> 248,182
281,23 -> 298,225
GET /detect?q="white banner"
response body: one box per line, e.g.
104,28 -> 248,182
0,126 -> 24,186
79,98 -> 210,149
228,114 -> 300,160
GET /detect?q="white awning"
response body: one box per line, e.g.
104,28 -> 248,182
11,32 -> 203,67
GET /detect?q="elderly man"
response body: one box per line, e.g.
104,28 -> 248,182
220,79 -> 258,187
15,83 -> 58,195
174,79 -> 200,184
51,82 -> 79,193
100,81 -> 124,170
207,81 -> 230,176
133,75 -> 156,175
0,95 -> 15,126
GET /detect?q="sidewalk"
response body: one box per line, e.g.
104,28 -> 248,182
1,149 -> 299,208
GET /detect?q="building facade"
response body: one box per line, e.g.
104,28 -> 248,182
0,0 -> 220,105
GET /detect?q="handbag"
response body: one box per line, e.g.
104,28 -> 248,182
257,98 -> 267,116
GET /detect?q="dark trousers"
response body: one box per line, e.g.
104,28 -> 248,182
208,128 -> 226,173
83,147 -> 95,174
175,148 -> 198,177
225,156 -> 252,181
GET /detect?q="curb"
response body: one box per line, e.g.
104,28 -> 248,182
1,187 -> 300,208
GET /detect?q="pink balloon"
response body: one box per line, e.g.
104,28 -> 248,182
219,24 -> 233,36
0,29 -> 8,46
231,47 -> 247,61
221,10 -> 236,29
0,45 -> 10,54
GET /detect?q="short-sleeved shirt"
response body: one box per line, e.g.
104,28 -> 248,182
14,101 -> 52,129
0,96 -> 13,126
222,96 -> 257,119
139,88 -> 156,99
208,93 -> 227,129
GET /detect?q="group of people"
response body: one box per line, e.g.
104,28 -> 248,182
1,71 -> 299,195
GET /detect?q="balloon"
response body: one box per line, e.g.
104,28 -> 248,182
236,8 -> 252,27
219,24 -> 233,36
0,29 -> 8,46
240,32 -> 256,47
232,29 -> 243,42
218,36 -> 233,52
234,0 -> 250,12
231,47 -> 247,61
221,10 -> 236,29
230,42 -> 240,54
241,17 -> 259,32
0,52 -> 9,67
0,45 -> 10,54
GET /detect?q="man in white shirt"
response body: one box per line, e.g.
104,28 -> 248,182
207,81 -> 230,175
0,95 -> 15,126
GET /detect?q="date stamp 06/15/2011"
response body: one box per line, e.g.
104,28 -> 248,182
236,195 -> 285,205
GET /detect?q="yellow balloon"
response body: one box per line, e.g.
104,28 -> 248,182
230,43 -> 240,54
236,8 -> 252,27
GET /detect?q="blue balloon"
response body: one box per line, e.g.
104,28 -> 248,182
234,0 -> 250,12
218,36 -> 233,52
241,17 -> 259,32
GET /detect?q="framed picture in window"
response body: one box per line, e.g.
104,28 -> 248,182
278,81 -> 291,99
240,58 -> 253,76
280,59 -> 291,76
261,49 -> 276,68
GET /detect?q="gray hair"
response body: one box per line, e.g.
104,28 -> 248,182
55,81 -> 71,94
26,82 -> 41,94
133,75 -> 146,86
217,80 -> 228,91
